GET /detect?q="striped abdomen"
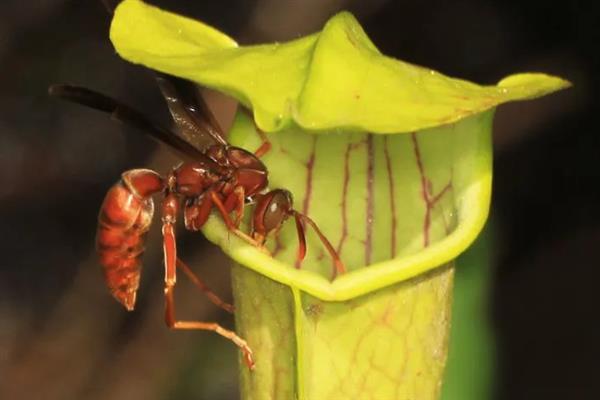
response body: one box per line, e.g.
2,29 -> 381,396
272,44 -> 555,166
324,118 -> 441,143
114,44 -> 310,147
96,169 -> 163,310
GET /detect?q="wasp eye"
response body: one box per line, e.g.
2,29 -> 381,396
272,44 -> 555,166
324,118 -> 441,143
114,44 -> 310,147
261,190 -> 293,233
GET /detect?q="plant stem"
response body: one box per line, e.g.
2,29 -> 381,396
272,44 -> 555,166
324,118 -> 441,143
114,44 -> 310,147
232,263 -> 454,400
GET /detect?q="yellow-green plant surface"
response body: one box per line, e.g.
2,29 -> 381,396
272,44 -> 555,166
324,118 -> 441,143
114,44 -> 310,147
110,1 -> 569,398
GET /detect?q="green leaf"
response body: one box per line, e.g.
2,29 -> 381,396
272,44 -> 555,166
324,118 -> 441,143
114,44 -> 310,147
111,0 -> 568,134
109,1 -> 569,398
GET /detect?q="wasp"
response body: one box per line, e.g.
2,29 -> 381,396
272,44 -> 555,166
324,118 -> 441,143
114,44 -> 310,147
49,75 -> 345,369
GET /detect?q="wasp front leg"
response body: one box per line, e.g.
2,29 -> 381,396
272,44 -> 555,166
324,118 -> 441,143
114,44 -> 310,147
183,188 -> 261,248
209,190 -> 269,251
184,190 -> 237,231
223,185 -> 246,227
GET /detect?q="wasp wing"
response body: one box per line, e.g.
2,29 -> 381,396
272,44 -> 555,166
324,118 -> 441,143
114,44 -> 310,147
155,74 -> 228,151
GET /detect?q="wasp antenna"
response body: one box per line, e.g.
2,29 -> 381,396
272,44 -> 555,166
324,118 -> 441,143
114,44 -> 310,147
48,83 -> 215,162
49,84 -> 118,114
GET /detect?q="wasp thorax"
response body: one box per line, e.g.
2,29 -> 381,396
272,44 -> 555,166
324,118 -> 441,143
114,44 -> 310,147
227,147 -> 266,171
173,161 -> 220,197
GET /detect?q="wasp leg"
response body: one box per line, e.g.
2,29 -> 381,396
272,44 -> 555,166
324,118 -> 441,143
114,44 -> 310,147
164,284 -> 254,369
176,258 -> 234,314
183,193 -> 213,231
223,185 -> 246,227
161,194 -> 254,369
253,128 -> 271,158
209,190 -> 270,254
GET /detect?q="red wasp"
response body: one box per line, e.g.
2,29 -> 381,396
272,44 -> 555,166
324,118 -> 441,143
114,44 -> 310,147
49,75 -> 345,369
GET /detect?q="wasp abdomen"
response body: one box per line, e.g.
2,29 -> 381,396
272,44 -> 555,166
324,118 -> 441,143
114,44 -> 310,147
96,169 -> 163,311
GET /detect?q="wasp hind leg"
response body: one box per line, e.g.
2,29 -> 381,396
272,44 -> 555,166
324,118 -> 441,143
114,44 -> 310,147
161,191 -> 254,369
163,284 -> 254,369
176,258 -> 234,314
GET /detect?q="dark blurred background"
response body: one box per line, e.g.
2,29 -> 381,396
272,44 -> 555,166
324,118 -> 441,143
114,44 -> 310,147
0,1 -> 597,399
